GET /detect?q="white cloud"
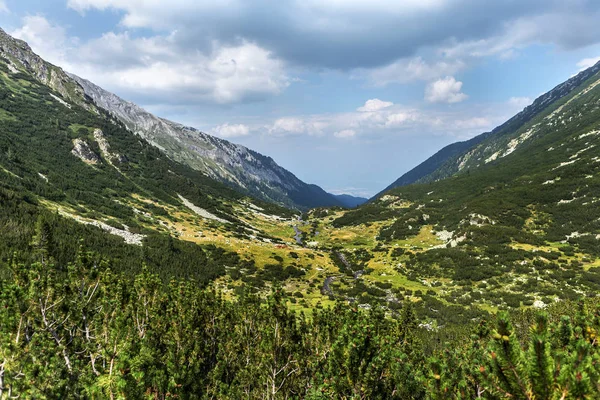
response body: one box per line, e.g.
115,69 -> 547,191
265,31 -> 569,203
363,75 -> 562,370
63,0 -> 600,79
366,57 -> 466,86
385,112 -> 418,127
260,96 -> 507,141
268,117 -> 329,136
576,56 -> 600,72
357,98 -> 393,112
425,76 -> 468,104
11,16 -> 75,67
81,38 -> 289,105
508,96 -> 532,109
212,123 -> 250,138
334,129 -> 357,138
0,1 -> 8,13
10,16 -> 289,105
270,117 -> 307,135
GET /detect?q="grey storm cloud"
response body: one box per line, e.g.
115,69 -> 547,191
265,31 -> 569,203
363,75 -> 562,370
68,0 -> 600,70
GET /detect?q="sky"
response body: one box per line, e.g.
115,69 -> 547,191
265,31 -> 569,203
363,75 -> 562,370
2,1 -> 600,197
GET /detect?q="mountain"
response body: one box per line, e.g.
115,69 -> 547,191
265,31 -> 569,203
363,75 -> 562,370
376,60 -> 600,197
0,29 -> 338,313
3,24 -> 600,324
313,59 -> 600,317
0,28 -> 341,211
333,194 -> 368,208
69,74 -> 342,210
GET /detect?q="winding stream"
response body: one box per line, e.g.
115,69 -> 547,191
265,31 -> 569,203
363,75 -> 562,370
292,216 -> 303,246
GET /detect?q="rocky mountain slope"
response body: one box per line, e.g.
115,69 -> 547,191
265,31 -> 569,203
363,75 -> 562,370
3,26 -> 600,324
312,61 -> 600,319
0,39 -> 345,313
0,27 -> 341,210
377,60 -> 600,196
69,74 -> 342,210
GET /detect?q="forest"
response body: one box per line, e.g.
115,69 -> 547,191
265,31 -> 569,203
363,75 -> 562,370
2,27 -> 600,399
1,239 -> 600,398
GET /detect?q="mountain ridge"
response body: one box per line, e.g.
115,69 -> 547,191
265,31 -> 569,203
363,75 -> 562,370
70,74 -> 343,210
0,27 -> 342,211
376,59 -> 600,198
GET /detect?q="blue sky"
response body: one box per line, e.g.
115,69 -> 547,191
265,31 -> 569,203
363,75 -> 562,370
2,0 -> 600,197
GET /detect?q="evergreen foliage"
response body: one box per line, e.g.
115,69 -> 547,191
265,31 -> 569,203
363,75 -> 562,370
2,254 -> 600,398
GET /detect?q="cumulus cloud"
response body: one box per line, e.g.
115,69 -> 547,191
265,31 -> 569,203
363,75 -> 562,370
15,1 -> 600,111
385,112 -> 418,127
11,16 -> 76,67
212,123 -> 250,138
357,99 -> 393,112
64,0 -> 600,72
425,76 -> 468,104
576,56 -> 600,72
366,57 -> 467,86
80,37 -> 290,105
268,117 -> 329,136
259,96 -> 510,142
10,16 -> 289,105
508,96 -> 532,109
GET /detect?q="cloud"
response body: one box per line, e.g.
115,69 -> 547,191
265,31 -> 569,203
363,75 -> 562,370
357,99 -> 393,112
366,57 -> 467,86
0,1 -> 8,13
258,96 -> 510,142
11,16 -> 75,67
508,96 -> 532,109
64,0 -> 600,72
334,129 -> 357,138
10,16 -> 289,105
576,56 -> 600,72
212,123 -> 250,138
385,112 -> 418,127
425,76 -> 468,104
268,117 -> 329,136
78,36 -> 290,105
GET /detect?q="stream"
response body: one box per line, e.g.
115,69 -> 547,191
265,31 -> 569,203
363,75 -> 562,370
292,216 -> 303,246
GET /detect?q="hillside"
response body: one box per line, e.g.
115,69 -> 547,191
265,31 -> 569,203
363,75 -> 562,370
378,59 -> 600,195
2,28 -> 600,322
0,28 -> 342,211
302,61 -> 600,322
2,21 -> 600,399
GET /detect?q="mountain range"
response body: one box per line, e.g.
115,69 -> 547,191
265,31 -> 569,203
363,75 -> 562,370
377,60 -> 600,197
3,18 -> 600,400
2,26 -> 600,320
0,28 -> 342,211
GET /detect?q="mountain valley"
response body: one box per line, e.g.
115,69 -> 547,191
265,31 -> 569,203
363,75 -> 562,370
2,26 -> 600,398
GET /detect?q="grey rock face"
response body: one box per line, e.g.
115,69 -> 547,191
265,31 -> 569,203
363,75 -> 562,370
0,28 -> 91,110
72,139 -> 100,165
69,74 -> 341,209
